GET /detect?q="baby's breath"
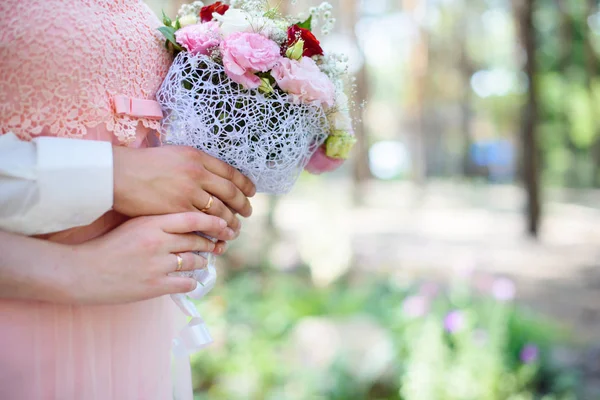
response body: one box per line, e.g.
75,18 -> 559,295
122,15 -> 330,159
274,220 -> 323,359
316,52 -> 349,82
177,1 -> 205,18
308,2 -> 336,35
229,0 -> 268,12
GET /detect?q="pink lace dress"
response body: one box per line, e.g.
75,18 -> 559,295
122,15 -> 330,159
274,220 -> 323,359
0,1 -> 182,398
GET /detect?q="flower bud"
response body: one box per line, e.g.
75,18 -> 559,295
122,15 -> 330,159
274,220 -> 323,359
286,39 -> 305,60
325,131 -> 356,159
258,77 -> 274,94
178,13 -> 199,28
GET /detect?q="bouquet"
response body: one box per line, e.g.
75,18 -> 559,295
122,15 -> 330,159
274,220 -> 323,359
157,0 -> 356,356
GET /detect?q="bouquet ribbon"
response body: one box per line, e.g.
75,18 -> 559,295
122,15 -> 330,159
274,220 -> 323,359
170,253 -> 217,400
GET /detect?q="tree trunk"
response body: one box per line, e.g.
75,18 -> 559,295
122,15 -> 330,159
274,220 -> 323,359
585,0 -> 600,187
555,0 -> 581,187
515,0 -> 541,237
458,15 -> 474,177
351,64 -> 372,195
337,0 -> 371,204
403,0 -> 429,186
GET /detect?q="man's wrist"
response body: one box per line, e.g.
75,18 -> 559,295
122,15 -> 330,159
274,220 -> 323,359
112,145 -> 131,214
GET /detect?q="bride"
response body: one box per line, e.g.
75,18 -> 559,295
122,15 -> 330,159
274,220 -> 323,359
0,0 -> 255,398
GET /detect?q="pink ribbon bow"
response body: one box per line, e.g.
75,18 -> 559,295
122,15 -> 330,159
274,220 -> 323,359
113,95 -> 163,120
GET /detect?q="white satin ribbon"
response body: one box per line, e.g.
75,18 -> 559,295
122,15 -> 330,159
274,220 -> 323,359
170,252 -> 217,400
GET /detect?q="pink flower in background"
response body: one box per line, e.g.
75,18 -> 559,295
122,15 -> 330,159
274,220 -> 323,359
220,32 -> 281,89
305,146 -> 344,175
271,57 -> 335,107
444,310 -> 465,334
520,343 -> 539,364
419,282 -> 440,298
175,22 -> 221,55
492,277 -> 516,302
402,295 -> 429,318
453,255 -> 477,279
473,273 -> 495,294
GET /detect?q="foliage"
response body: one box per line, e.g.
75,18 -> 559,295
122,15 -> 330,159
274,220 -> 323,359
190,269 -> 579,400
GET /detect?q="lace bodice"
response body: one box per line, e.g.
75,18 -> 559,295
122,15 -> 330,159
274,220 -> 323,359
0,0 -> 171,144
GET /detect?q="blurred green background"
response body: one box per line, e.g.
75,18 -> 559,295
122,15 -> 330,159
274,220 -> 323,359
149,0 -> 600,398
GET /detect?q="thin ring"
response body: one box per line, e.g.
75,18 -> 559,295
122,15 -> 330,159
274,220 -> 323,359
200,195 -> 214,213
175,254 -> 183,272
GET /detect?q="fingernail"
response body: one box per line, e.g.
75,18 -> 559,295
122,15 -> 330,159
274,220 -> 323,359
208,242 -> 216,252
225,228 -> 235,239
219,218 -> 227,228
216,243 -> 227,254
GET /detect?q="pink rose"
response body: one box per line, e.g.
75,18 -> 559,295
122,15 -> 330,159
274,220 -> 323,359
175,22 -> 221,56
271,57 -> 335,107
220,32 -> 281,89
305,146 -> 345,175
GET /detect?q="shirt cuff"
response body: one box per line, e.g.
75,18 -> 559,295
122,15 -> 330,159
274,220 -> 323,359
1,137 -> 114,235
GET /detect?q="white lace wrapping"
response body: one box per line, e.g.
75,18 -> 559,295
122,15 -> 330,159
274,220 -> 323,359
156,52 -> 330,195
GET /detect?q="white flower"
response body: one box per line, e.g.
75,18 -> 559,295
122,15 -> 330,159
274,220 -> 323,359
329,110 -> 353,132
213,9 -> 253,37
213,9 -> 287,43
328,91 -> 353,132
178,13 -> 199,28
335,90 -> 349,110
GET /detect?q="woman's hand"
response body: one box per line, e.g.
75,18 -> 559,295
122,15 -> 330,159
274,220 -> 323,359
0,212 -> 230,305
112,146 -> 256,233
69,212 -> 229,304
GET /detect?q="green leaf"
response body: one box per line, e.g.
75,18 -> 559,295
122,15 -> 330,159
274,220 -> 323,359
161,10 -> 172,27
175,18 -> 181,30
158,26 -> 182,51
568,84 -> 596,149
297,15 -> 312,31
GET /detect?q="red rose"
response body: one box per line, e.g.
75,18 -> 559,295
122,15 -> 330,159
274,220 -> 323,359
287,25 -> 324,58
200,2 -> 229,23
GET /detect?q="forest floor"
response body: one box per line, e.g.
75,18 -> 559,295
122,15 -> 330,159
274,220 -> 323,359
229,179 -> 600,396
245,180 -> 600,342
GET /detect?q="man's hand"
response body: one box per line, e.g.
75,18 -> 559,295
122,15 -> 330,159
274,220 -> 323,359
112,146 -> 256,233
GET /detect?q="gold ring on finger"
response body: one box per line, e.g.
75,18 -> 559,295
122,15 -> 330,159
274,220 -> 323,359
201,195 -> 214,213
175,253 -> 184,272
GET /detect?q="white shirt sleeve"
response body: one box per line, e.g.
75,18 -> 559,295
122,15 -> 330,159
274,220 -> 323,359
0,133 -> 114,235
